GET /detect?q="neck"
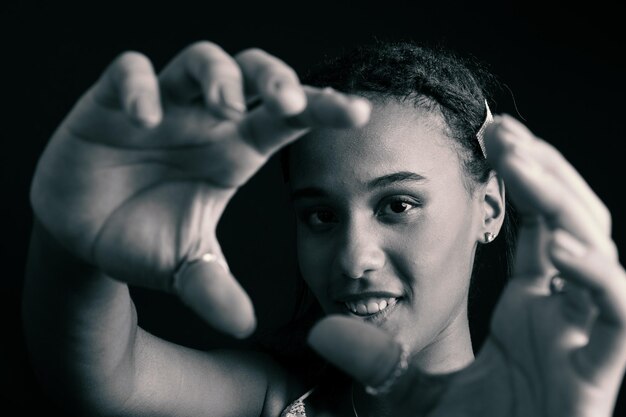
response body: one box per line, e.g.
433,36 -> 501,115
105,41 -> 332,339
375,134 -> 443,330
412,307 -> 474,374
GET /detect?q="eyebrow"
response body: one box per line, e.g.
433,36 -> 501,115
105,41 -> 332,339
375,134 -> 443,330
290,171 -> 428,201
367,171 -> 427,189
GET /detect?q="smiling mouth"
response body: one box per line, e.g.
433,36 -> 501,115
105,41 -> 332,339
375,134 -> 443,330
342,297 -> 400,320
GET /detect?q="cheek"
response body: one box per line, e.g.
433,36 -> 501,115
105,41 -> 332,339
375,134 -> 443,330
394,201 -> 475,305
422,191 -> 477,267
389,222 -> 472,347
296,232 -> 330,301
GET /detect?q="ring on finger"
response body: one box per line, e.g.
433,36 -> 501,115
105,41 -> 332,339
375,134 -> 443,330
549,273 -> 568,295
172,252 -> 230,293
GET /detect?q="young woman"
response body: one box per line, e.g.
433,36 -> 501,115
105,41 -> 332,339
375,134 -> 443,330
23,40 -> 626,416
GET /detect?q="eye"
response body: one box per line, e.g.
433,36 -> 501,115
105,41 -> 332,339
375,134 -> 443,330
300,208 -> 338,230
378,197 -> 421,217
309,210 -> 336,224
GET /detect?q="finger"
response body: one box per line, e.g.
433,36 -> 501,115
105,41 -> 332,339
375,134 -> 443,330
308,316 -> 453,414
173,255 -> 256,339
485,119 -> 616,275
484,119 -> 553,282
549,230 -> 626,386
557,279 -> 597,333
235,48 -> 307,116
238,86 -> 371,155
92,51 -> 162,127
141,88 -> 370,187
511,216 -> 557,290
308,315 -> 404,388
159,41 -> 246,119
496,114 -> 611,236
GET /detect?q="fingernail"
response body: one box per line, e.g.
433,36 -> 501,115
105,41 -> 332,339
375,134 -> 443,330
553,230 -> 587,258
132,94 -> 161,127
348,97 -> 372,126
273,79 -> 307,115
220,86 -> 246,114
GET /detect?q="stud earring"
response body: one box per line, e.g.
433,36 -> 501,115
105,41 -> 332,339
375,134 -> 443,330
484,232 -> 496,243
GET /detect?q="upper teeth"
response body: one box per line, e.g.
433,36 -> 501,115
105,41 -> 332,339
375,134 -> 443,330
345,298 -> 396,315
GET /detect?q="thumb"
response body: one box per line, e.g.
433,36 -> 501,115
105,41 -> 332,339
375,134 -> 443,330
307,315 -> 452,415
174,255 -> 256,339
307,315 -> 404,390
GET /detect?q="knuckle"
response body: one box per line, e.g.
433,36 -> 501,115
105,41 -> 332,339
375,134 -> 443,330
235,48 -> 299,85
538,139 -> 562,160
600,205 -> 612,232
256,67 -> 276,86
606,240 -> 619,261
197,60 -> 241,80
109,51 -> 153,89
193,57 -> 215,79
590,239 -> 619,268
282,66 -> 299,81
217,62 -> 243,79
184,42 -> 239,80
235,47 -> 267,61
544,200 -> 566,222
113,50 -> 150,72
257,66 -> 298,91
186,40 -> 224,57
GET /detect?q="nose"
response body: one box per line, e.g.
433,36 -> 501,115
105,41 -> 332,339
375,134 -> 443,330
334,221 -> 385,279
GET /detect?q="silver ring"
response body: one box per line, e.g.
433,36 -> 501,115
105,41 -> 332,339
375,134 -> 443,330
549,273 -> 567,295
172,252 -> 229,293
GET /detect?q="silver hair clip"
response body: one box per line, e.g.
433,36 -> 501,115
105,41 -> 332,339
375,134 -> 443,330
476,99 -> 494,158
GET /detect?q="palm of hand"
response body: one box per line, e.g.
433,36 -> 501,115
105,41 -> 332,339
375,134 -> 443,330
32,96 -> 256,289
31,45 -> 370,336
426,281 -> 605,417
410,118 -> 624,417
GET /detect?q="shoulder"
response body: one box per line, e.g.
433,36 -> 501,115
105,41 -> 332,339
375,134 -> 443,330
244,349 -> 308,417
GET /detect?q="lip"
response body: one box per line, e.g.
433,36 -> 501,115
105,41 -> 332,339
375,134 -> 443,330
343,297 -> 401,325
334,291 -> 404,303
334,292 -> 403,325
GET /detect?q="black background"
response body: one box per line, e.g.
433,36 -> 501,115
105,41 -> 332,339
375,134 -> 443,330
2,1 -> 625,415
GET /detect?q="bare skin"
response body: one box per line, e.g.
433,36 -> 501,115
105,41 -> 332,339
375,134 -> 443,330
23,42 -> 626,417
24,42 -> 370,416
289,101 -> 493,373
310,115 -> 626,417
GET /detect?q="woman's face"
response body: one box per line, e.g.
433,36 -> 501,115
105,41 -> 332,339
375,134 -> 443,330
289,100 -> 486,368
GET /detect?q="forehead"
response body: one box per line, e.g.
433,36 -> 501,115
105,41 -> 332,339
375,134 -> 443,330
289,100 -> 462,189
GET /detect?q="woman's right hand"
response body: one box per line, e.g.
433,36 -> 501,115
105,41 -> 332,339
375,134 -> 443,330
30,42 -> 370,338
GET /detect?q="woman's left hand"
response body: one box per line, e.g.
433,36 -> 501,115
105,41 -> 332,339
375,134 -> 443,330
309,114 -> 626,417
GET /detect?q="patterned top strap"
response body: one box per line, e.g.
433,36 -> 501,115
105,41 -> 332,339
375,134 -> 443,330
280,387 -> 315,417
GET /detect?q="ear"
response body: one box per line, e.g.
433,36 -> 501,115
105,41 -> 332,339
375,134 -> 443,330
478,171 -> 506,244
